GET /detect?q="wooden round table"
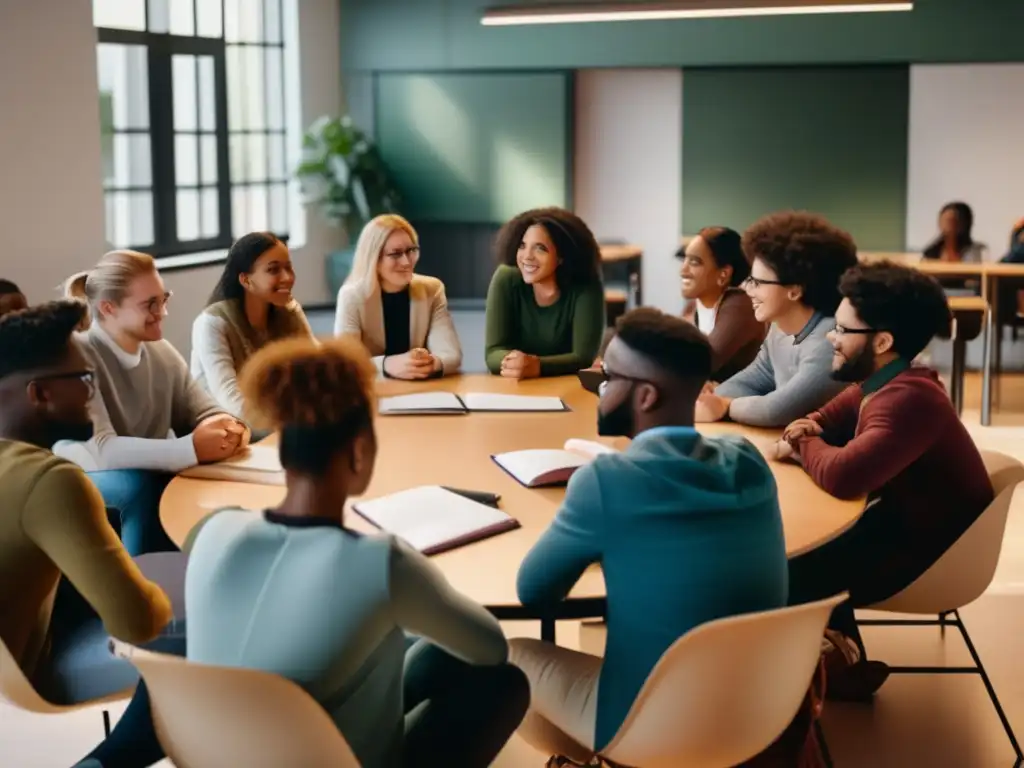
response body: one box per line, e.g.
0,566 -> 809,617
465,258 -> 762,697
160,374 -> 863,636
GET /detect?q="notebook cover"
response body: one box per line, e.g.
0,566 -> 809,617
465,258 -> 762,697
577,368 -> 604,395
489,454 -> 577,488
378,393 -> 468,416
465,397 -> 571,413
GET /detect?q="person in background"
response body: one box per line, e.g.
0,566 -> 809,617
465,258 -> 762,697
1002,217 -> 1024,263
334,214 -> 462,380
511,307 -> 787,763
485,207 -> 605,378
922,201 -> 985,262
695,211 -> 856,428
179,336 -> 528,767
678,226 -> 765,382
0,279 -> 28,317
191,232 -> 313,420
774,262 -> 992,701
0,301 -> 174,768
56,250 -> 248,556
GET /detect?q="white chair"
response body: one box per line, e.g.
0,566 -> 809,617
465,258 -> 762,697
0,636 -> 131,738
858,450 -> 1024,765
563,593 -> 846,768
116,643 -> 361,768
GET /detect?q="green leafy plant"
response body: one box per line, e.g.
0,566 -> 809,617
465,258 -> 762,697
295,115 -> 400,244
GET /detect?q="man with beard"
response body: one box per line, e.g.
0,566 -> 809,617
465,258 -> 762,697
507,307 -> 787,763
0,300 -> 171,705
776,261 -> 993,701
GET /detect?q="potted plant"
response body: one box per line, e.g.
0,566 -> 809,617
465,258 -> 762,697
295,115 -> 400,296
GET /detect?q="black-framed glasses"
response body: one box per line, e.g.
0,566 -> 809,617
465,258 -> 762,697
382,246 -> 420,261
598,362 -> 653,396
139,291 -> 173,316
32,370 -> 95,395
831,323 -> 883,336
742,276 -> 786,289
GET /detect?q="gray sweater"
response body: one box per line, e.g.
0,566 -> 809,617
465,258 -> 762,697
715,313 -> 847,428
53,324 -> 225,473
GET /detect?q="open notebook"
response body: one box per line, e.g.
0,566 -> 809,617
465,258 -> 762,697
492,439 -> 617,488
352,485 -> 520,555
379,392 -> 569,415
179,445 -> 285,485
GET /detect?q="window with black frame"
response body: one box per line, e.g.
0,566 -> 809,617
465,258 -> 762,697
94,0 -> 290,260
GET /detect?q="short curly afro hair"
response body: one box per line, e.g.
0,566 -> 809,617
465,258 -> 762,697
494,207 -> 602,289
839,261 -> 952,360
0,300 -> 86,381
742,211 -> 858,316
614,306 -> 712,381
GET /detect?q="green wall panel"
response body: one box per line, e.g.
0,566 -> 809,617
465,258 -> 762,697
342,0 -> 1022,72
374,72 -> 571,223
681,66 -> 909,251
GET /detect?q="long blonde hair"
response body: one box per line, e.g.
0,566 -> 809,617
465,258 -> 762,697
63,250 -> 157,327
344,214 -> 418,292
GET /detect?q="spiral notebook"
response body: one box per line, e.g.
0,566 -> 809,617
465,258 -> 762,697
352,485 -> 520,555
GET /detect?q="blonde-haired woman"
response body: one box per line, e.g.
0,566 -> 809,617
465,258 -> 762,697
56,250 -> 247,555
334,214 -> 462,379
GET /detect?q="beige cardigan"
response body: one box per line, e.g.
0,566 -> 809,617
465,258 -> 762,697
333,274 -> 462,375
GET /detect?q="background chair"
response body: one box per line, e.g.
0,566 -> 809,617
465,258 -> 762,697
573,593 -> 846,768
0,636 -> 131,738
857,450 -> 1024,766
119,644 -> 361,768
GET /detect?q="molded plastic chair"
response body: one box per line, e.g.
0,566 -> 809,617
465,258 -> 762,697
859,450 -> 1024,765
0,636 -> 130,737
117,644 -> 361,768
570,593 -> 846,768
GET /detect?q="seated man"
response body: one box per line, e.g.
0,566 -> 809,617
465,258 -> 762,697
776,261 -> 994,700
0,278 -> 28,317
510,307 -> 788,763
0,301 -> 171,733
696,211 -> 856,427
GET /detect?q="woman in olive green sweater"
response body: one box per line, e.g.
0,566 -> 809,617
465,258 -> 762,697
484,207 -> 605,378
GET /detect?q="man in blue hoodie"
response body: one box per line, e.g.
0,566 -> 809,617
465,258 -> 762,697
510,307 -> 789,763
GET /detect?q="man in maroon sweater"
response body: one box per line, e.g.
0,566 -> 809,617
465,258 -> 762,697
775,261 -> 994,701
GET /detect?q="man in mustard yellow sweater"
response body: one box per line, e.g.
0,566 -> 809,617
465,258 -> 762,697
0,300 -> 170,704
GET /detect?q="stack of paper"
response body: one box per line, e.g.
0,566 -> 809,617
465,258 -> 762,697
179,445 -> 285,485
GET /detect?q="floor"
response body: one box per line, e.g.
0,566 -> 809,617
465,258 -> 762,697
5,330 -> 1024,766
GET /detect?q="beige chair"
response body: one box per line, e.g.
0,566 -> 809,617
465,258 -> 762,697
567,593 -> 846,768
0,636 -> 131,737
858,450 -> 1024,764
118,643 -> 361,768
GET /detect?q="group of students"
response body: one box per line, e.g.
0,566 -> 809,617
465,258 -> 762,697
0,202 -> 997,768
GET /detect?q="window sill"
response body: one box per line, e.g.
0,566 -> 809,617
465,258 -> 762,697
157,249 -> 228,273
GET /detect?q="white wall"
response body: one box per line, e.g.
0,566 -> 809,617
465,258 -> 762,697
574,69 -> 683,314
906,64 -> 1024,258
0,0 -> 343,355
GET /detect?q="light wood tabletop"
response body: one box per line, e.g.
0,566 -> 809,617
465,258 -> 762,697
160,374 -> 863,612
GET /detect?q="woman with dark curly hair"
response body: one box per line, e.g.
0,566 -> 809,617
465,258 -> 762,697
484,207 -> 605,378
696,210 -> 857,427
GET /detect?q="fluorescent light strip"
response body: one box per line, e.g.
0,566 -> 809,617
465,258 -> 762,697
482,2 -> 912,26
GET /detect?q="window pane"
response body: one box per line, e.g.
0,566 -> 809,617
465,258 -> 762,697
268,134 -> 286,180
130,191 -> 155,246
147,0 -> 169,32
198,56 -> 216,132
248,185 -> 268,232
229,134 -> 247,182
107,133 -> 152,188
239,0 -> 263,42
197,0 -> 223,37
97,44 -> 149,130
224,0 -> 241,41
94,0 -> 146,30
201,188 -> 220,238
263,0 -> 281,43
269,183 -> 288,234
177,189 -> 200,241
232,185 -> 248,236
105,190 -> 154,248
200,135 -> 219,184
169,0 -> 195,37
175,134 -> 198,186
226,47 -> 244,131
265,47 -> 284,131
172,55 -> 197,132
244,47 -> 265,130
248,134 -> 267,181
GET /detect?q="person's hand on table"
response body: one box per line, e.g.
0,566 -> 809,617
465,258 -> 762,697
193,414 -> 246,463
500,350 -> 541,379
694,392 -> 731,423
782,417 -> 823,444
768,439 -> 797,463
384,349 -> 435,380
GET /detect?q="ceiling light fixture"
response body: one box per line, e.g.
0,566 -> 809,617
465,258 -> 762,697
481,0 -> 913,26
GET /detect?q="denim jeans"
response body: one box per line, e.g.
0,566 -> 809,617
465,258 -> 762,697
87,470 -> 176,556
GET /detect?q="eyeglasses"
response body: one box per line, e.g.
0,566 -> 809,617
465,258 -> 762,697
32,369 -> 95,396
138,291 -> 173,316
831,323 -> 883,336
742,276 -> 786,289
382,246 -> 420,262
598,362 -> 652,396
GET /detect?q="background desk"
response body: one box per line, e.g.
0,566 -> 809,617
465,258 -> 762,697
160,375 -> 862,638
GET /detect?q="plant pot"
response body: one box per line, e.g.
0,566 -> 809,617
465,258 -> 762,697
325,247 -> 357,298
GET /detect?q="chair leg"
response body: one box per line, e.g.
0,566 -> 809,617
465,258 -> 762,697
815,718 -> 834,768
938,611 -> 950,637
102,708 -> 111,737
